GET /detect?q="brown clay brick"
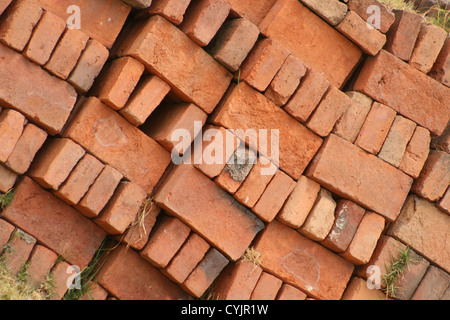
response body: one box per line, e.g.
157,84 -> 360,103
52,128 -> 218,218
2,229 -> 36,276
250,272 -> 283,300
0,164 -> 16,193
146,0 -> 191,25
0,109 -> 26,163
26,245 -> 58,288
398,126 -> 431,178
276,283 -> 307,300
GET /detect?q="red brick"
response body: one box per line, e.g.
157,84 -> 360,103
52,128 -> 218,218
431,122 -> 450,153
341,277 -> 388,300
5,123 -> 47,175
250,272 -> 283,300
283,69 -> 330,123
54,154 -> 104,206
212,82 -> 323,180
260,0 -> 362,88
119,15 -> 232,114
145,0 -> 191,25
180,0 -> 231,47
44,28 -> 89,80
409,23 -> 447,73
306,86 -> 352,137
0,109 -> 26,163
140,216 -> 191,268
164,233 -> 210,283
429,35 -> 450,87
239,38 -> 290,92
306,134 -> 412,221
321,200 -> 366,253
94,181 -> 147,235
264,55 -> 307,107
0,0 -> 43,52
412,266 -> 450,300
97,244 -> 190,300
0,0 -> 12,15
26,245 -> 58,288
388,195 -> 450,273
442,287 -> 450,300
2,177 -> 106,268
355,102 -> 397,154
209,17 -> 260,72
120,75 -> 171,126
0,164 -> 16,193
181,248 -> 229,298
300,0 -> 348,26
28,138 -> 85,191
398,126 -> 431,178
412,150 -> 450,202
23,11 -> 66,65
226,0 -> 276,25
276,283 -> 307,300
2,229 -> 36,276
123,0 -> 152,8
252,170 -> 296,222
79,282 -> 109,300
77,165 -> 123,218
0,43 -> 78,135
212,260 -> 262,300
154,163 -> 264,261
0,219 -> 14,249
50,261 -> 71,300
253,220 -> 354,300
62,97 -> 171,195
393,250 -> 430,300
438,187 -> 450,215
348,0 -> 395,33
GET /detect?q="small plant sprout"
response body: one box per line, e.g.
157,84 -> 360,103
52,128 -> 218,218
0,189 -> 16,210
382,245 -> 414,299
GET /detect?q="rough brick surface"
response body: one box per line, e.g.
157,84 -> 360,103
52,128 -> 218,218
0,219 -> 15,249
26,245 -> 58,288
439,188 -> 450,215
145,0 -> 191,25
2,229 -> 36,276
398,126 -> 431,178
347,0 -> 395,33
250,272 -> 283,300
0,164 -> 16,193
0,108 -> 26,163
300,0 -> 348,26
393,250 -> 430,300
50,261 -> 71,300
79,283 -> 109,301
429,35 -> 450,87
276,284 -> 307,300
0,0 -> 12,16
225,0 -> 276,25
341,277 -> 388,300
412,266 -> 450,300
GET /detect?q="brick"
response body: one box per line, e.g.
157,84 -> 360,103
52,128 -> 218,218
62,97 -> 171,195
54,154 -> 104,206
441,286 -> 450,301
77,165 -> 123,218
393,251 -> 430,300
264,55 -> 307,107
431,122 -> 450,153
388,195 -> 450,273
337,10 -> 386,56
26,245 -> 58,289
378,115 -> 417,167
429,35 -> 450,87
97,244 -> 189,300
5,123 -> 47,175
398,126 -> 431,178
145,0 -> 191,25
0,219 -> 14,249
67,39 -> 109,93
79,282 -> 109,300
181,248 -> 229,298
409,23 -> 447,73
140,216 -> 191,268
306,134 -> 413,221
0,44 -> 78,135
122,0 -> 152,8
120,75 -> 171,126
50,261 -> 71,300
252,170 -> 296,222
94,181 -> 147,235
276,283 -> 307,300
299,188 -> 336,242
321,200 -> 366,253
348,0 -> 395,33
412,266 -> 450,300
341,277 -> 388,300
259,0 -> 362,88
154,163 -> 264,261
0,164 -> 16,193
306,86 -> 351,137
355,102 -> 397,154
0,109 -> 26,163
212,82 -> 323,180
23,11 -> 66,65
254,220 -> 354,300
213,260 -> 262,300
2,229 -> 36,276
225,0 -> 276,25
438,187 -> 450,214
44,29 -> 89,80
2,177 -> 106,268
209,17 -> 260,72
283,69 -> 330,123
300,0 -> 348,26
412,150 -> 450,202
277,176 -> 321,229
0,0 -> 43,52
250,272 -> 283,300
385,10 -> 424,61
0,0 -> 12,15
28,138 -> 85,191
164,233 -> 210,283
239,38 -> 290,92
180,0 -> 231,47
142,103 -> 207,155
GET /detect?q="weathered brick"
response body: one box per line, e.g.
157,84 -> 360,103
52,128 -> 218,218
118,15 -> 232,114
0,0 -> 12,16
122,0 -> 152,8
276,283 -> 307,300
2,229 -> 36,276
145,0 -> 191,25
253,220 -> 354,300
250,272 -> 283,300
0,164 -> 16,193
393,250 -> 430,300
429,35 -> 450,87
412,266 -> 450,300
154,163 -> 264,261
300,0 -> 348,26
62,97 -> 171,195
347,0 -> 395,33
225,0 -> 276,25
341,277 -> 388,300
26,245 -> 58,288
398,126 -> 431,178
50,261 -> 71,300
306,134 -> 412,221
0,219 -> 14,249
2,177 -> 106,268
438,187 -> 450,215
0,109 -> 26,163
259,0 -> 362,88
212,82 -> 323,180
79,282 -> 109,300
431,121 -> 450,153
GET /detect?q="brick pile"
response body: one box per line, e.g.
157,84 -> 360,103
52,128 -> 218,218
0,0 -> 449,300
